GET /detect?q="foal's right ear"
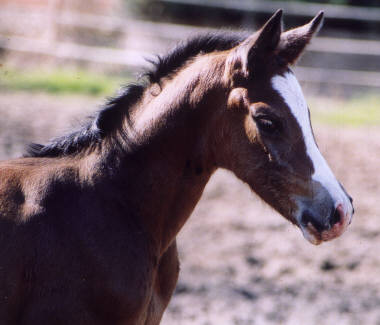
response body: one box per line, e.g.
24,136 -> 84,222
224,10 -> 283,86
277,11 -> 324,64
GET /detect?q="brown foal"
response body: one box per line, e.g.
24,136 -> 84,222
0,10 -> 353,324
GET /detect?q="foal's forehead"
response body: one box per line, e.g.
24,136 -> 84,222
270,70 -> 310,124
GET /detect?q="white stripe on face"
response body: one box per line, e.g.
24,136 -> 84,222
271,71 -> 352,217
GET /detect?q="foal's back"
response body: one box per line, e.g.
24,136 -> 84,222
0,158 -> 78,222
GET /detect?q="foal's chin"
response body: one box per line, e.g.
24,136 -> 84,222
298,214 -> 351,245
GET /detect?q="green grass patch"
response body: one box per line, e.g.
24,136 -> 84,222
0,67 -> 128,96
309,94 -> 380,127
1,66 -> 379,127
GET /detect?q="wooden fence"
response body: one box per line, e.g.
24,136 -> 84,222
0,2 -> 379,90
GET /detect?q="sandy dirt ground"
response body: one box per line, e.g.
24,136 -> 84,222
0,92 -> 380,325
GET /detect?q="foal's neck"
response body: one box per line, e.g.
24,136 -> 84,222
104,63 -> 223,256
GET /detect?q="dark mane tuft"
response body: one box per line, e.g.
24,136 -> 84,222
145,31 -> 246,85
26,122 -> 100,158
26,84 -> 144,158
94,83 -> 145,133
26,31 -> 245,158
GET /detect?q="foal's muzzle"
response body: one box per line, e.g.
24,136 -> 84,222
295,184 -> 354,245
301,204 -> 345,233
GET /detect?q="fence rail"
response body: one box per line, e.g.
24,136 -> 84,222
0,35 -> 149,68
160,0 -> 380,23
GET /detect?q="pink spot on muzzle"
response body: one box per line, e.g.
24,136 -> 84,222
321,204 -> 350,242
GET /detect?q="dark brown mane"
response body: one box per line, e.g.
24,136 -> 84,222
26,32 -> 246,158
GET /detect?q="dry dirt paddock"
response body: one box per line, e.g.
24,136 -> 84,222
0,92 -> 380,325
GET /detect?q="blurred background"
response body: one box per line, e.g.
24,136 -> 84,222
0,0 -> 379,324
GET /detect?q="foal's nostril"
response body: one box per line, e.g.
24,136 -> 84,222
329,207 -> 341,227
349,196 -> 353,204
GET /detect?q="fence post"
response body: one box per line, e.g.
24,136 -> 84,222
46,0 -> 60,49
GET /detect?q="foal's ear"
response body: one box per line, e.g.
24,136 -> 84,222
278,11 -> 324,64
224,9 -> 283,86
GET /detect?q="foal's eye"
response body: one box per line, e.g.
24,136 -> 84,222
256,118 -> 274,131
254,115 -> 279,134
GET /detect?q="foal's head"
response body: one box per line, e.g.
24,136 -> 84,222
215,10 -> 353,244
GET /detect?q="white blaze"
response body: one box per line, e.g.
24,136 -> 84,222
271,71 -> 352,216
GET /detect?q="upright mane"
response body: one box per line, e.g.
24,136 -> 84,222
26,32 -> 246,158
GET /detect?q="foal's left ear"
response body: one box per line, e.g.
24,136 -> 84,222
277,11 -> 324,64
224,9 -> 283,86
